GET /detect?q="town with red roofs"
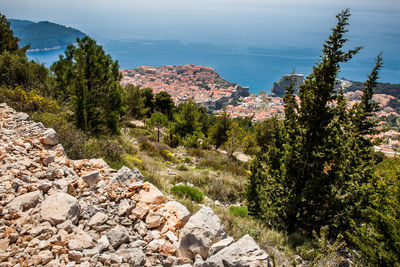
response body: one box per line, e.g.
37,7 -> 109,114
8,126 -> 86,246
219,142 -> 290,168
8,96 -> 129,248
121,64 -> 400,155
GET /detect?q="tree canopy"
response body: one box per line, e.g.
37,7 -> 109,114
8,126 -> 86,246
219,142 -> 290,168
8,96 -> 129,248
246,9 -> 382,236
51,36 -> 123,133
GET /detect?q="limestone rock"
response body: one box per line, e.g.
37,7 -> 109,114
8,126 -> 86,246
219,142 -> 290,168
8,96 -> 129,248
194,254 -> 205,267
179,206 -> 226,260
97,235 -> 110,253
37,250 -> 53,265
6,190 -> 42,213
118,199 -> 133,216
117,248 -> 145,266
57,219 -> 74,233
40,128 -> 59,146
203,234 -> 269,267
145,211 -> 165,228
68,250 -> 83,263
112,166 -> 143,186
107,225 -> 130,249
81,170 -> 99,187
87,212 -> 108,226
68,232 -> 93,251
209,237 -> 235,256
139,182 -> 166,205
163,201 -> 190,229
40,192 -> 80,225
131,202 -> 150,219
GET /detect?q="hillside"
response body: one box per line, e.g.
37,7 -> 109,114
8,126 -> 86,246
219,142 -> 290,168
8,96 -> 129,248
343,80 -> 400,100
0,103 -> 270,266
9,19 -> 86,50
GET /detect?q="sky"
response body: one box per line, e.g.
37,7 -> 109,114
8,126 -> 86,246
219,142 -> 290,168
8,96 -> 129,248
1,0 -> 399,84
2,0 -> 399,46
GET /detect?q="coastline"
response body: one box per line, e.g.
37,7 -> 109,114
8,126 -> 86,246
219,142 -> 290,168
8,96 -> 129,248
27,46 -> 63,52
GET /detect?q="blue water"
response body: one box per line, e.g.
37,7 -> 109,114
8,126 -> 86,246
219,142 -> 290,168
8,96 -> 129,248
27,39 -> 400,94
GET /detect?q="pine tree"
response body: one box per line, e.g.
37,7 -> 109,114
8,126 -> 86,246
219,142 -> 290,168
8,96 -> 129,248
140,88 -> 155,117
209,111 -> 232,148
124,84 -> 148,119
171,99 -> 203,145
246,9 -> 382,235
51,36 -> 123,133
155,91 -> 175,119
148,112 -> 168,142
0,13 -> 28,55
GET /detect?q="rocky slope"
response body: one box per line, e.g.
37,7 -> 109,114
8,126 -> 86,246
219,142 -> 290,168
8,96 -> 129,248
121,65 -> 250,110
0,103 -> 269,266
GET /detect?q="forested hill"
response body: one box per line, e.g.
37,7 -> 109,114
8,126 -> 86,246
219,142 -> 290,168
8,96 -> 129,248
9,19 -> 86,50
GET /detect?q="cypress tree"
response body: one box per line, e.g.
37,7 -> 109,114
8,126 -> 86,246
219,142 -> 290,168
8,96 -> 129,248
246,9 -> 383,236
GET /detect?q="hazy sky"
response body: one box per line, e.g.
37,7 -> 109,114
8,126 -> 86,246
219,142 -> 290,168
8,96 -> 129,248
1,0 -> 399,58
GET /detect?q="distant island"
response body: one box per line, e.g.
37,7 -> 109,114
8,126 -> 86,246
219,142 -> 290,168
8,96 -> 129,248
9,19 -> 86,50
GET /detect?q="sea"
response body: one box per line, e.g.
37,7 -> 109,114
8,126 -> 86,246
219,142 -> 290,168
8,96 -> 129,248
27,39 -> 399,94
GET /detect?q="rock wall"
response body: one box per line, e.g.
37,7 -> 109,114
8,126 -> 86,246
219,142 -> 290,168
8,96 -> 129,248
0,103 -> 269,266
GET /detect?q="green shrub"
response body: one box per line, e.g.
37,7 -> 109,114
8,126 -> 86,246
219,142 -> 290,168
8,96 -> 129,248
0,86 -> 59,113
86,138 -> 125,168
160,149 -> 175,162
182,133 -> 200,148
229,206 -> 248,217
123,154 -> 143,169
170,185 -> 204,203
183,157 -> 191,164
187,147 -> 205,158
199,159 -> 248,177
177,164 -> 189,171
171,173 -> 246,204
153,142 -> 173,152
139,140 -> 157,154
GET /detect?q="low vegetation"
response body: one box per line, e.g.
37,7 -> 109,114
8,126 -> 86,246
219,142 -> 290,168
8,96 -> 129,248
170,185 -> 204,203
1,10 -> 399,266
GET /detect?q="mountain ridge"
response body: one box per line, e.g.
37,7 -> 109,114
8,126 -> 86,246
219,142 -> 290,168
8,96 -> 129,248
9,19 -> 86,50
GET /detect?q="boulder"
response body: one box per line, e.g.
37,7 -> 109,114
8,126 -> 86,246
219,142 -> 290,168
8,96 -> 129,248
97,235 -> 110,253
139,182 -> 166,205
118,199 -> 133,216
131,202 -> 150,219
203,234 -> 269,267
163,201 -> 190,229
87,212 -> 108,226
6,190 -> 42,213
145,211 -> 164,228
107,225 -> 130,249
117,248 -> 146,266
178,206 -> 226,260
112,166 -> 143,186
68,231 -> 93,251
68,250 -> 83,263
81,170 -> 99,187
40,192 -> 80,225
208,236 -> 235,256
40,128 -> 59,146
37,250 -> 53,265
